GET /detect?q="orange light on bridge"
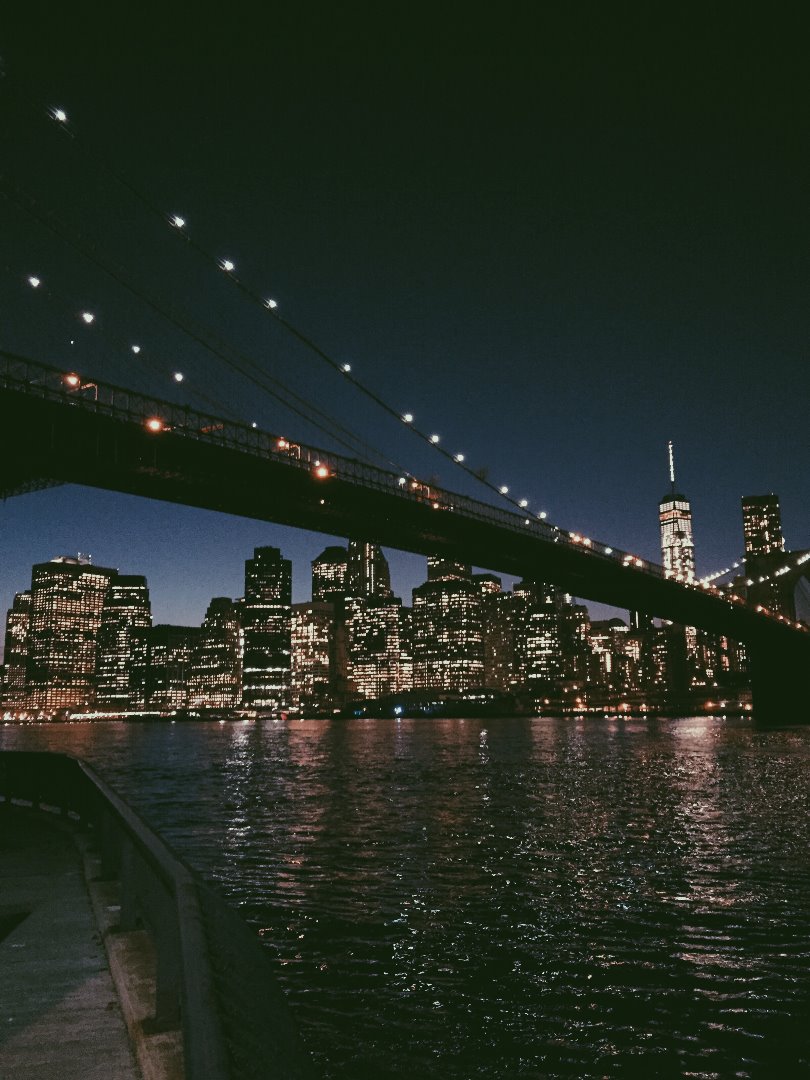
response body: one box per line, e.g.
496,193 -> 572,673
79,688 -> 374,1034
314,464 -> 330,479
64,373 -> 80,388
277,438 -> 289,450
145,417 -> 164,433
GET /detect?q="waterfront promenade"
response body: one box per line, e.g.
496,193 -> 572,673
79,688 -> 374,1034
0,810 -> 145,1078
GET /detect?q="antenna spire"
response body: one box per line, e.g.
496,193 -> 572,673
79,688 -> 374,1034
668,440 -> 676,494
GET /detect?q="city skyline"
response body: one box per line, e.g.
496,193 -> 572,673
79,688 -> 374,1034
1,10 -> 808,644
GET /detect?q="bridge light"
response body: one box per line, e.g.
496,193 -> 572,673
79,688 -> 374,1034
429,434 -> 440,443
277,438 -> 289,450
251,421 -> 257,429
538,511 -> 547,520
519,499 -> 528,508
80,311 -> 95,324
499,485 -> 509,494
51,108 -> 68,123
398,477 -> 407,486
64,373 -> 80,388
314,465 -> 329,479
27,275 -> 41,288
454,453 -> 465,462
172,372 -> 184,383
604,546 -> 613,554
170,214 -> 186,229
402,413 -> 413,423
264,298 -> 278,310
220,259 -> 235,272
342,363 -> 351,373
524,518 -> 531,525
145,417 -> 164,433
131,345 -> 141,354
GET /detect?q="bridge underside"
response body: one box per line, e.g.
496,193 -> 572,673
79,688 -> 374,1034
2,386 -> 808,723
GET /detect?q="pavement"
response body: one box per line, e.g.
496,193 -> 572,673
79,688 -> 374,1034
0,807 -> 141,1080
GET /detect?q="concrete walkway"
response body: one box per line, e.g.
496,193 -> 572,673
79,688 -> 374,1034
0,809 -> 141,1080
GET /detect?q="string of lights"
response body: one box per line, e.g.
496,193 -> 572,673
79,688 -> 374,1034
4,262 -> 242,420
37,98 -> 556,526
1,174 -> 412,472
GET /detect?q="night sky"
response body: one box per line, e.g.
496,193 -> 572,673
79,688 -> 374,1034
1,7 -> 808,645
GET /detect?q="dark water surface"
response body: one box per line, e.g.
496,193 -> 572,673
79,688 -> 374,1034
2,716 -> 809,1077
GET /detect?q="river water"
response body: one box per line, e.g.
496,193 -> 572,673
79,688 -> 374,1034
2,716 -> 809,1077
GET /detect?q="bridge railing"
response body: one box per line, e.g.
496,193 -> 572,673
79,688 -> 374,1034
0,750 -> 316,1080
0,348 -> 665,572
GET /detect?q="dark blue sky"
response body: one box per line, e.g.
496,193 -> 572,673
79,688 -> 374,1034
1,7 -> 808,640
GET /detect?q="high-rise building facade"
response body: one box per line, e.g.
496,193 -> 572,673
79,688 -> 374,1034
742,495 -> 784,557
2,591 -> 31,708
26,556 -> 117,710
136,624 -> 200,708
291,600 -> 337,711
412,562 -> 484,691
347,541 -> 392,600
188,597 -> 241,708
659,442 -> 696,582
312,546 -> 349,603
346,596 -> 408,698
513,581 -> 562,691
241,546 -> 292,711
96,575 -> 152,710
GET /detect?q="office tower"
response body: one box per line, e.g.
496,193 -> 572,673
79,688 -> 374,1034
26,556 -> 117,710
2,591 -> 31,708
137,624 -> 200,708
659,441 -> 696,582
96,575 -> 152,710
312,546 -> 349,603
512,581 -> 562,691
291,600 -> 337,712
427,557 -> 471,582
188,597 -> 241,708
412,561 -> 484,691
742,495 -> 784,557
347,541 -> 392,600
241,546 -> 292,711
346,596 -> 408,698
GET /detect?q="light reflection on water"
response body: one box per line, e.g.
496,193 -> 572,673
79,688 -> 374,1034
3,716 -> 810,1077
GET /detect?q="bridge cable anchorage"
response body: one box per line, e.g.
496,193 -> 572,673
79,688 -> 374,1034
2,177 -> 408,473
29,90 -> 557,526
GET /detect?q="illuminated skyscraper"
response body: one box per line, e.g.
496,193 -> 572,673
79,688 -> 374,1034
513,580 -> 562,690
2,591 -> 31,708
291,600 -> 338,711
346,596 -> 407,698
241,546 -> 292,711
412,561 -> 484,691
26,556 -> 117,711
347,541 -> 392,600
188,597 -> 241,708
136,624 -> 200,708
741,495 -> 784,557
96,575 -> 152,710
312,546 -> 349,602
658,441 -> 695,582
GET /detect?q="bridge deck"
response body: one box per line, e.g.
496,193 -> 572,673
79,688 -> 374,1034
0,810 -> 141,1079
